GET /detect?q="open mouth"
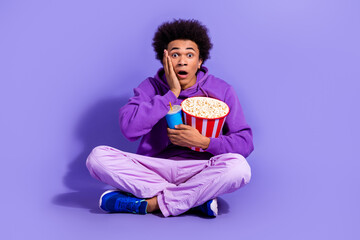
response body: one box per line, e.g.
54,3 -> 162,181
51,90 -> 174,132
177,70 -> 188,79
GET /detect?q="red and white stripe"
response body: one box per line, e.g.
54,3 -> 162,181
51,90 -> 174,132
183,112 -> 226,152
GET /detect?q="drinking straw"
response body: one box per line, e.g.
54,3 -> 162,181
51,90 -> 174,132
169,102 -> 173,111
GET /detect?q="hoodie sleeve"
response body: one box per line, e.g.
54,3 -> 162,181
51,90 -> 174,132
205,86 -> 254,158
119,78 -> 177,141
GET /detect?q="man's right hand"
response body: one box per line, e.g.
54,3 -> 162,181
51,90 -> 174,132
163,49 -> 181,98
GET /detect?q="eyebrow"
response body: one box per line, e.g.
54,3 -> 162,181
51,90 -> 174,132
170,47 -> 196,51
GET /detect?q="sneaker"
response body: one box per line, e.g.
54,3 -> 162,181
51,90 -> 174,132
99,190 -> 148,214
193,198 -> 218,217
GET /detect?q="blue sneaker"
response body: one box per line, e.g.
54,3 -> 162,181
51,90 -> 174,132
99,190 -> 148,214
193,198 -> 218,217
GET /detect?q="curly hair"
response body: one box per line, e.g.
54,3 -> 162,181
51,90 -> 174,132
152,19 -> 213,64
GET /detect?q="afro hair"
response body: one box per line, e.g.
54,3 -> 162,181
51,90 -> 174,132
152,19 -> 213,64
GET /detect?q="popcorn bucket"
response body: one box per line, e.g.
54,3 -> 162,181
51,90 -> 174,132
181,97 -> 230,152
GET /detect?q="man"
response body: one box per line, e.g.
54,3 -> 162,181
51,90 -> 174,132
86,19 -> 253,217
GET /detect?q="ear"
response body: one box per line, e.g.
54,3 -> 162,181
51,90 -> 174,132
198,59 -> 203,69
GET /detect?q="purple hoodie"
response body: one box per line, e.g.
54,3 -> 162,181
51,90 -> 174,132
119,66 -> 254,160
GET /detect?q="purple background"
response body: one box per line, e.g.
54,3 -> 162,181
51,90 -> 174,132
1,0 -> 359,239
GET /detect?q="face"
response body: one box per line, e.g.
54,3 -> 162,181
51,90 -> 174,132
166,39 -> 203,90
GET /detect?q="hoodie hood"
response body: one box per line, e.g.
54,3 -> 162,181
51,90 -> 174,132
154,66 -> 210,98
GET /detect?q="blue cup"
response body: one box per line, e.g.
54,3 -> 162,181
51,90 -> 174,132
166,105 -> 183,129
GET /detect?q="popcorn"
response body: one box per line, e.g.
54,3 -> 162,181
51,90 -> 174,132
180,97 -> 230,152
181,97 -> 229,119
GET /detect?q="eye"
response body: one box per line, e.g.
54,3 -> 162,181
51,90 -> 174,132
172,53 -> 179,58
187,53 -> 194,58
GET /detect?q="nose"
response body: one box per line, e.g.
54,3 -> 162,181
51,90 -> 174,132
177,55 -> 187,66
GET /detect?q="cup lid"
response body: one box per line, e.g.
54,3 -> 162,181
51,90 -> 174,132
167,105 -> 182,114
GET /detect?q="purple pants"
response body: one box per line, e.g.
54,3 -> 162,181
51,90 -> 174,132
86,145 -> 251,217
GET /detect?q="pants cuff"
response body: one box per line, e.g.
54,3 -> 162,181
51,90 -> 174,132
157,191 -> 171,217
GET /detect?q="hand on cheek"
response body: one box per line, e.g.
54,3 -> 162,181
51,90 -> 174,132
163,50 -> 181,97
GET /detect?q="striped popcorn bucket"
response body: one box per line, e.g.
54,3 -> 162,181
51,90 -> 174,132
181,97 -> 230,152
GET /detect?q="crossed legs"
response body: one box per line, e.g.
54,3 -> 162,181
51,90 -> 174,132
86,145 -> 251,217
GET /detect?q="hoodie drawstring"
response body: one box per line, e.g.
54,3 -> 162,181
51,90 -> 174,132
199,85 -> 209,97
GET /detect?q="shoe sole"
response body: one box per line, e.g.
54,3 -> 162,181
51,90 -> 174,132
209,198 -> 218,217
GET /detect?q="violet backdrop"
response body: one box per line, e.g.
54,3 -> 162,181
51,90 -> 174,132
1,0 -> 359,239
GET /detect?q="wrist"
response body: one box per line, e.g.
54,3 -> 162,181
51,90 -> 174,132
171,89 -> 180,98
200,136 -> 210,150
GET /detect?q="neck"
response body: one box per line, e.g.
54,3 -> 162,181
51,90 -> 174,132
181,75 -> 197,90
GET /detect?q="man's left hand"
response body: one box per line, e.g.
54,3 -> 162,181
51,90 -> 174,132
167,124 -> 210,149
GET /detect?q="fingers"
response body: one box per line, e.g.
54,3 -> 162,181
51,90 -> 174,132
167,125 -> 191,134
174,124 -> 192,130
165,50 -> 171,73
164,50 -> 176,76
163,50 -> 181,98
167,127 -> 181,135
167,125 -> 202,147
163,50 -> 169,74
167,53 -> 174,74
